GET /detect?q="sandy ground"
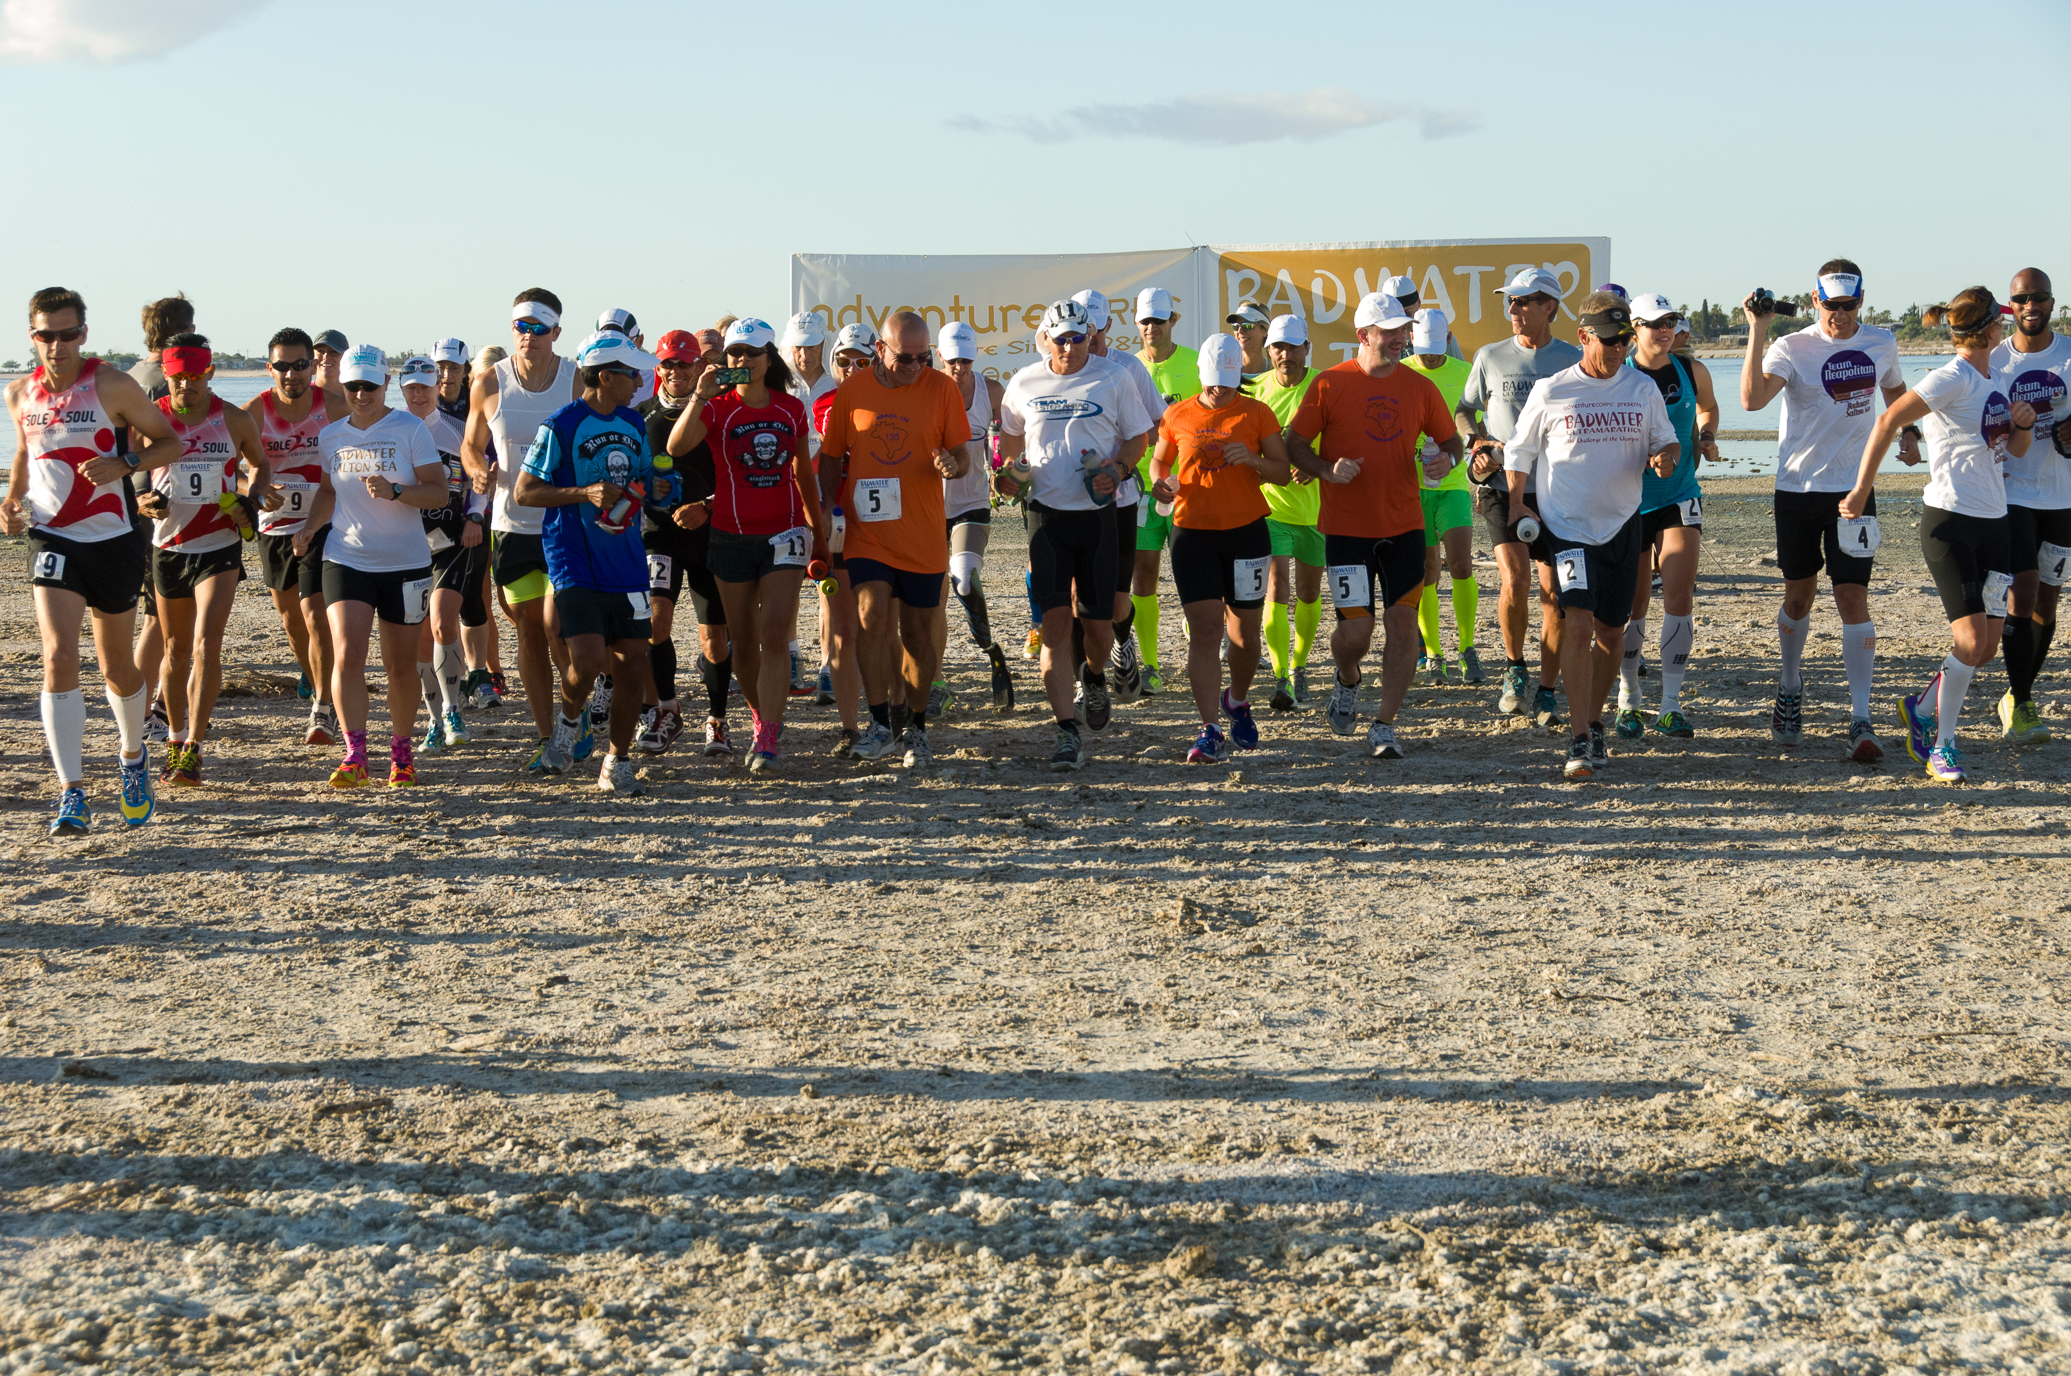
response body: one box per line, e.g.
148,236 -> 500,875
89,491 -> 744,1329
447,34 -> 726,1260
2,471 -> 2068,1374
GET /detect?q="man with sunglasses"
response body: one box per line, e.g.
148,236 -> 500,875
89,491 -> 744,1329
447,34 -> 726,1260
814,323 -> 880,754
638,329 -> 729,757
1990,268 -> 2071,744
248,327 -> 348,748
1741,259 -> 1909,758
1503,292 -> 1680,780
5,288 -> 186,835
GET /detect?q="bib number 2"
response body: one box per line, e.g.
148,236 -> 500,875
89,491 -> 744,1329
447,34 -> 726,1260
1838,514 -> 1881,558
855,478 -> 901,522
1555,549 -> 1589,593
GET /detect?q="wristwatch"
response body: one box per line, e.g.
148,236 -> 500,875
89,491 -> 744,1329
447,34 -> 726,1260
389,482 -> 403,500
1901,424 -> 1922,441
466,511 -> 486,524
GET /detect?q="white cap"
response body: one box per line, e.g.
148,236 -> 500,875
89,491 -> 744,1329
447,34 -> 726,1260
1411,308 -> 1448,354
1382,274 -> 1419,304
779,310 -> 829,348
1500,267 -> 1564,299
512,300 -> 560,328
1040,299 -> 1093,338
1198,333 -> 1244,389
1353,292 -> 1413,330
1629,293 -> 1679,324
595,307 -> 639,337
722,317 -> 776,351
339,344 -> 387,386
1069,289 -> 1111,332
397,354 -> 438,389
937,322 -> 978,361
429,337 -> 468,365
833,323 -> 877,355
1226,301 -> 1270,328
574,331 -> 659,372
1265,314 -> 1308,347
1137,286 -> 1175,322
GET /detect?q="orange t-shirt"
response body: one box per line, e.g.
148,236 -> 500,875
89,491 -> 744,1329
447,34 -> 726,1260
1158,393 -> 1279,531
1290,361 -> 1455,539
819,368 -> 972,575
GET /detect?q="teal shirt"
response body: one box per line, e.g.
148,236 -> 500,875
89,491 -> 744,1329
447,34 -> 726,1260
1629,353 -> 1700,511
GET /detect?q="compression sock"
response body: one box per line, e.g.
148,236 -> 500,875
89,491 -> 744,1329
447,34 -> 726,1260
649,638 -> 677,704
1265,600 -> 1291,678
1416,585 -> 1442,660
869,701 -> 890,727
1131,593 -> 1161,668
890,701 -> 910,736
2003,618 -> 2035,702
1658,614 -> 1693,714
106,684 -> 146,760
1450,578 -> 1478,653
1842,621 -> 1876,720
2033,617 -> 2058,684
1777,609 -> 1811,692
343,728 -> 368,766
702,654 -> 732,721
1934,653 -> 1973,749
1070,618 -> 1086,679
1618,618 -> 1646,709
40,688 -> 84,785
434,639 -> 465,713
416,658 -> 441,720
1293,598 -> 1321,670
1023,568 -> 1041,629
1116,602 -> 1135,644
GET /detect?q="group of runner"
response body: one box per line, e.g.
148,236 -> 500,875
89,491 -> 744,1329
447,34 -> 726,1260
8,261 -> 2065,832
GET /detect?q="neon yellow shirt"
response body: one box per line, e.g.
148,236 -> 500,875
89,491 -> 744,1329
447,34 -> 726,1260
1244,366 -> 1321,527
1139,346 -> 1201,407
1406,354 -> 1471,492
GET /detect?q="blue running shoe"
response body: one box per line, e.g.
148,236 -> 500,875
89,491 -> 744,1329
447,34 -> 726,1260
571,714 -> 596,763
296,671 -> 314,701
419,717 -> 443,754
1926,741 -> 1966,783
1223,690 -> 1259,750
1187,722 -> 1227,764
1901,691 -> 1936,764
118,752 -> 154,826
51,785 -> 90,837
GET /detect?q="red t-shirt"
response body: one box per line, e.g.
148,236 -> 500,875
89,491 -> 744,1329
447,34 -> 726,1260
702,389 -> 811,536
1291,361 -> 1456,539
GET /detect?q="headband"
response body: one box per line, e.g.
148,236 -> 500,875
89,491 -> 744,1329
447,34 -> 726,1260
1816,273 -> 1862,302
512,301 -> 560,328
161,345 -> 212,376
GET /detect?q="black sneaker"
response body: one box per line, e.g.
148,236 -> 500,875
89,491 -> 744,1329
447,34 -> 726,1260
1049,724 -> 1086,771
1563,736 -> 1594,780
1588,721 -> 1610,767
1080,671 -> 1112,731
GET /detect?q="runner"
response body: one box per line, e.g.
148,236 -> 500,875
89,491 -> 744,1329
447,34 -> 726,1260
1502,292 -> 1680,780
817,309 -> 970,769
399,355 -> 483,757
1845,287 -> 2030,783
813,322 -> 878,754
1459,267 -> 1583,724
5,287 -> 185,834
136,333 -> 269,786
302,346 -> 446,788
1404,308 -> 1480,685
638,329 -> 728,757
1284,292 -> 1461,760
1384,274 -> 1464,360
1132,286 -> 1197,694
1147,334 -> 1291,761
783,310 -> 838,702
1988,267 -> 2071,744
1227,300 -> 1271,382
595,308 -> 655,406
934,320 -> 1015,715
1247,315 -> 1324,712
463,290 -> 579,754
1740,259 -> 1910,757
128,294 -> 191,744
311,329 -> 348,396
1614,294 -> 1724,742
997,299 -> 1153,770
430,336 -> 501,710
516,330 -> 664,790
246,326 -> 348,747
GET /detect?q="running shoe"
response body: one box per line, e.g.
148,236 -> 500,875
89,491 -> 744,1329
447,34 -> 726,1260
480,672 -> 507,710
1772,690 -> 1804,747
704,718 -> 732,757
1270,676 -> 1297,713
535,715 -> 580,775
1224,691 -> 1259,750
1187,722 -> 1227,764
388,745 -> 417,787
1848,718 -> 1883,762
1326,677 -> 1360,735
1368,720 -> 1403,760
599,752 -> 642,793
1023,627 -> 1042,660
1110,635 -> 1142,702
636,707 -> 662,754
419,717 -> 443,755
1417,653 -> 1436,678
832,726 -> 859,758
1900,691 -> 1935,764
1563,737 -> 1594,780
927,682 -> 952,721
1655,710 -> 1696,740
1142,665 -> 1165,696
296,671 -> 313,701
1498,664 -> 1528,716
118,751 -> 154,826
1459,648 -> 1486,685
306,701 -> 337,747
443,708 -> 469,748
1291,667 -> 1311,709
814,664 -> 835,705
158,742 -> 185,784
1533,687 -> 1562,728
1080,673 -> 1112,731
329,756 -> 368,789
489,670 -> 510,701
1049,725 -> 1086,771
461,667 -> 488,706
903,728 -> 933,771
988,644 -> 1014,713
1588,721 -> 1610,768
789,650 -> 809,697
570,713 -> 596,763
1421,655 -> 1448,685
586,676 -> 612,732
1926,742 -> 1967,783
143,707 -> 169,745
50,785 -> 90,837
852,720 -> 897,760
2001,691 -> 2050,744
1638,656 -> 1650,678
168,743 -> 200,787
1615,708 -> 1645,740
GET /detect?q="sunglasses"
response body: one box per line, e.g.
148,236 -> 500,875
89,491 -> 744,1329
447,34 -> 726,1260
344,381 -> 382,395
657,356 -> 697,367
165,372 -> 208,383
31,327 -> 84,343
600,365 -> 641,380
836,354 -> 872,368
1820,298 -> 1862,312
1049,334 -> 1087,346
724,348 -> 759,360
512,319 -> 552,337
1508,295 -> 1555,308
270,358 -> 313,373
1228,320 -> 1266,330
1592,332 -> 1635,347
886,350 -> 932,365
2011,292 -> 2054,306
1639,318 -> 1681,330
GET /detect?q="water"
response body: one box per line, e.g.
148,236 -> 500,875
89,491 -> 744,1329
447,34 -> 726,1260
1699,353 -> 1955,479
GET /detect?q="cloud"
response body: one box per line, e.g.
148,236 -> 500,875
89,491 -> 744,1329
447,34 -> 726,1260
0,0 -> 273,65
949,87 -> 1480,147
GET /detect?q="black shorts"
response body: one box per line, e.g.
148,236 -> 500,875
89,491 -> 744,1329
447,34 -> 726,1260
1641,495 -> 1704,543
707,527 -> 812,586
1112,500 -> 1137,556
321,560 -> 431,625
1774,488 -> 1876,586
644,521 -> 725,625
1170,519 -> 1272,609
845,557 -> 946,609
1324,529 -> 1426,619
1545,512 -> 1643,628
432,538 -> 491,627
1027,501 -> 1117,619
257,529 -> 323,596
491,529 -> 548,588
554,584 -> 653,643
1474,484 -> 1555,563
2005,503 -> 2071,581
153,541 -> 244,599
28,524 -> 149,616
946,507 -> 992,535
1921,506 -> 2012,622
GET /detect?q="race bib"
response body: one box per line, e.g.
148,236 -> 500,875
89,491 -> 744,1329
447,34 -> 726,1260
1233,555 -> 1269,602
627,590 -> 653,621
401,576 -> 432,625
334,442 -> 398,480
1983,570 -> 2014,619
770,525 -> 810,567
426,527 -> 454,554
2038,541 -> 2071,588
1327,563 -> 1371,609
1837,514 -> 1881,557
1555,548 -> 1589,593
172,459 -> 225,501
647,552 -> 673,592
1678,496 -> 1703,527
32,549 -> 65,582
855,477 -> 901,522
277,480 -> 317,516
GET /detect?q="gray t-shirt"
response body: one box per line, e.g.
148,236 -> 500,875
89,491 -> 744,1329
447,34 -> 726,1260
1462,336 -> 1583,492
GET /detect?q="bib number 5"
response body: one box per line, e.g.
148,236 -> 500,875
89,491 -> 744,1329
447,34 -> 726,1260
1327,563 -> 1371,610
855,477 -> 901,522
1232,556 -> 1268,603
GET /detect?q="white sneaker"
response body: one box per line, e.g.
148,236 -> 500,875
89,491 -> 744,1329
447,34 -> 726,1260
1368,720 -> 1404,759
1326,678 -> 1360,735
902,728 -> 933,771
852,721 -> 896,760
597,753 -> 640,794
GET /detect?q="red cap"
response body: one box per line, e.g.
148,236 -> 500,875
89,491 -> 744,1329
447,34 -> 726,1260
161,345 -> 212,377
654,330 -> 700,362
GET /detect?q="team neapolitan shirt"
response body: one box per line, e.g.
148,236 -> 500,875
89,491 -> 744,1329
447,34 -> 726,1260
318,408 -> 440,574
151,394 -> 240,553
1990,333 -> 2071,510
700,389 -> 811,536
256,386 -> 331,536
1916,360 -> 2012,520
19,358 -> 133,542
522,399 -> 655,594
1762,322 -> 1903,493
1504,364 -> 1679,546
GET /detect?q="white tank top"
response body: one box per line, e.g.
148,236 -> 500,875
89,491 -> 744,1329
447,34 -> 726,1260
255,385 -> 331,535
21,359 -> 133,542
151,395 -> 240,553
942,371 -> 993,518
488,356 -> 574,534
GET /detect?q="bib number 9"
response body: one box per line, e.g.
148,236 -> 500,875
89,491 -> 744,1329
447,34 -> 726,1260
1327,563 -> 1371,609
174,459 -> 223,501
1837,514 -> 1881,557
32,550 -> 65,582
1555,549 -> 1590,593
855,477 -> 901,522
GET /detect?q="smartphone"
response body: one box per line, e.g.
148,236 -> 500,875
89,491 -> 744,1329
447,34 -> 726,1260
713,367 -> 751,387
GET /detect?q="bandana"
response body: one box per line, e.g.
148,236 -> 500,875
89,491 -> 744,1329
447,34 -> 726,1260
161,345 -> 212,376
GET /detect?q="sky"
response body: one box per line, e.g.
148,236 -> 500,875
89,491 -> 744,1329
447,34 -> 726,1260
1,0 -> 2065,357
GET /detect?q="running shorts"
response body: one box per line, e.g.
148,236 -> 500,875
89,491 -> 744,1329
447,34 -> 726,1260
1136,501 -> 1172,552
1171,518 -> 1272,610
2006,503 -> 2071,581
258,530 -> 316,595
322,560 -> 431,626
1323,529 -> 1426,619
1641,495 -> 1704,543
1420,488 -> 1472,543
708,527 -> 813,586
491,530 -> 550,602
28,525 -> 148,616
1474,485 -> 1555,564
844,557 -> 946,609
644,521 -> 725,626
153,542 -> 244,599
1921,506 -> 2012,621
432,538 -> 491,628
554,584 -> 653,643
1027,501 -> 1116,619
1545,512 -> 1643,627
946,506 -> 992,535
1774,488 -> 1875,586
1265,517 -> 1325,567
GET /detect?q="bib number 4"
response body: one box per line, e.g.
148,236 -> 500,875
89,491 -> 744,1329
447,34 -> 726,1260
1837,514 -> 1881,557
2038,541 -> 2071,588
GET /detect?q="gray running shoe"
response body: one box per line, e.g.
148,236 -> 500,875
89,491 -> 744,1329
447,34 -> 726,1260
1588,721 -> 1610,767
852,721 -> 897,760
1049,726 -> 1086,771
1080,673 -> 1112,731
703,718 -> 732,756
586,675 -> 612,731
1110,635 -> 1142,702
1368,720 -> 1403,759
539,714 -> 579,775
903,728 -> 933,771
1291,666 -> 1311,709
1771,690 -> 1803,746
1269,676 -> 1296,713
597,753 -> 641,795
1534,686 -> 1562,728
927,682 -> 952,721
1563,736 -> 1594,780
1459,648 -> 1486,684
1498,664 -> 1527,715
1327,677 -> 1360,735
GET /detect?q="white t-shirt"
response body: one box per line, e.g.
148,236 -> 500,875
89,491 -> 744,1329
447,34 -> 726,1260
1094,347 -> 1167,506
319,408 -> 442,573
1916,359 -> 2012,519
1760,322 -> 1903,493
788,371 -> 838,456
1990,333 -> 2071,510
1000,354 -> 1154,512
1503,364 -> 1679,546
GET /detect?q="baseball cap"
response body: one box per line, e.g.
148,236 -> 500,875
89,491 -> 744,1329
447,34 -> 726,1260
722,317 -> 776,351
833,323 -> 878,355
397,354 -> 438,389
1629,293 -> 1679,324
1198,333 -> 1244,389
1040,300 -> 1093,338
1352,292 -> 1413,330
1226,301 -> 1270,328
1817,271 -> 1863,302
1265,314 -> 1309,347
1137,286 -> 1175,322
574,330 -> 659,372
313,329 -> 349,354
1411,309 -> 1449,354
654,329 -> 700,362
938,322 -> 978,361
779,310 -> 829,348
1069,289 -> 1112,332
1500,268 -> 1564,300
596,307 -> 639,337
429,337 -> 468,365
1382,274 -> 1419,306
338,344 -> 386,385
1594,283 -> 1629,302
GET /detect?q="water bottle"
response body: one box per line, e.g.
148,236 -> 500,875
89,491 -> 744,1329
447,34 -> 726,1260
829,505 -> 846,554
217,491 -> 254,540
649,453 -> 677,510
986,420 -> 1002,468
599,480 -> 645,534
1515,514 -> 1541,544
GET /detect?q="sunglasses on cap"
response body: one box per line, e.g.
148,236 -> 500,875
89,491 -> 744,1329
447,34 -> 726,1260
269,358 -> 312,373
512,318 -> 552,337
31,327 -> 84,343
2012,291 -> 2054,306
344,381 -> 383,394
1048,333 -> 1087,346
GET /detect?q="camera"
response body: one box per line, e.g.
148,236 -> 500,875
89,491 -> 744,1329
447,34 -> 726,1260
1749,289 -> 1798,318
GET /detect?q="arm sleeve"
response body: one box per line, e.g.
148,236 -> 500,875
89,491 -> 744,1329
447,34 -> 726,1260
519,422 -> 557,481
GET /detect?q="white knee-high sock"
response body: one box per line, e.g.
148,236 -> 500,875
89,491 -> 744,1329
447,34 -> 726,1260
1934,653 -> 1973,749
1841,621 -> 1876,720
41,689 -> 85,786
1618,618 -> 1646,708
105,684 -> 146,761
416,657 -> 441,715
433,639 -> 465,713
1777,609 -> 1811,691
1658,614 -> 1693,713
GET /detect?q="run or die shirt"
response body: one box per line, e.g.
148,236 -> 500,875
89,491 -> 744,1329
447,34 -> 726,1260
1405,355 -> 1472,493
1916,359 -> 2012,519
1289,361 -> 1456,540
1761,321 -> 1903,493
1991,333 -> 2071,510
1461,336 -> 1584,468
999,354 -> 1153,514
1158,393 -> 1280,531
318,408 -> 441,573
1503,364 -> 1679,546
521,400 -> 656,595
700,389 -> 812,537
1245,366 -> 1322,527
